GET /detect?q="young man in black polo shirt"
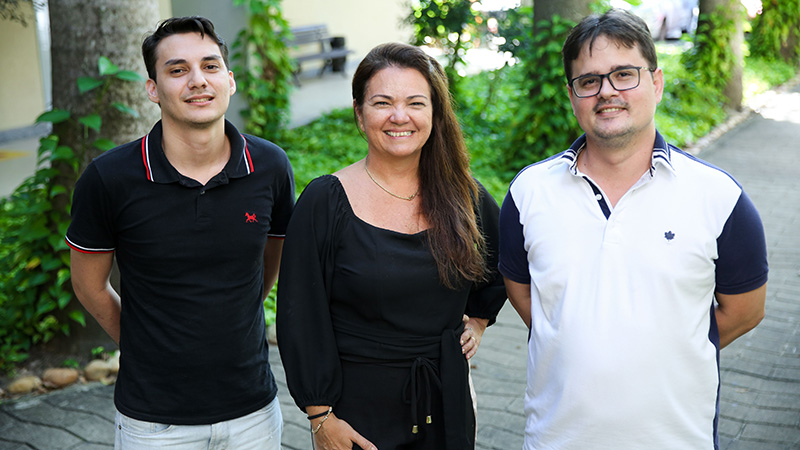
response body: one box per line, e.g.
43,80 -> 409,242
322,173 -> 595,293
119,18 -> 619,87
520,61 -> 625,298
66,16 -> 294,449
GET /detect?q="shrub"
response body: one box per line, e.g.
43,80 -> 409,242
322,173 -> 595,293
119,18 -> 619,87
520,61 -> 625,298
0,57 -> 141,373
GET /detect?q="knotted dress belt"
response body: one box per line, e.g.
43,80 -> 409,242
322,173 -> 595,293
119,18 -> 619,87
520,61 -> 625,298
337,322 -> 473,450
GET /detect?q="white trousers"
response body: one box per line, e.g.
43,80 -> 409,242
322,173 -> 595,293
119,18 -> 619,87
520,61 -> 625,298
114,396 -> 282,449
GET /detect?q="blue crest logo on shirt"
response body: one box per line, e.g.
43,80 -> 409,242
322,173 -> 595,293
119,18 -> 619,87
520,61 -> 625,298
664,231 -> 675,241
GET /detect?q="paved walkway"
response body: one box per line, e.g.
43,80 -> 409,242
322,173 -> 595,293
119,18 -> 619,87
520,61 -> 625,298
2,82 -> 799,448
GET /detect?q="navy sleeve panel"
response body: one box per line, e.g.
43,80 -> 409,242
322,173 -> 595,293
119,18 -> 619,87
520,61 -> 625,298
464,182 -> 508,326
715,190 -> 769,294
65,162 -> 116,253
498,190 -> 530,284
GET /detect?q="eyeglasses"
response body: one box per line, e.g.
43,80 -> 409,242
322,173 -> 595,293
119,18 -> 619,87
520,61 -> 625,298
568,66 -> 655,98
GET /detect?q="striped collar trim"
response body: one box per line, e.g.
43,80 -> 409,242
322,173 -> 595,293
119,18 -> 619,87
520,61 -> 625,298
551,131 -> 676,176
141,120 -> 254,183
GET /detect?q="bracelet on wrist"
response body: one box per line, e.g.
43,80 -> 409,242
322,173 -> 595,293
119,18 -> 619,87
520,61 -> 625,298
307,407 -> 332,420
311,407 -> 333,434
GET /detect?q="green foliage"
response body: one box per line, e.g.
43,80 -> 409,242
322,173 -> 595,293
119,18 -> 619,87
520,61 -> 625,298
502,14 -> 582,172
682,6 -> 738,91
263,285 -> 277,327
742,55 -> 797,101
0,56 -> 141,373
232,0 -> 295,141
280,108 -> 365,194
656,47 -> 727,146
62,358 -> 80,369
495,5 -> 533,59
456,61 -> 525,202
405,0 -> 480,87
748,0 -> 800,64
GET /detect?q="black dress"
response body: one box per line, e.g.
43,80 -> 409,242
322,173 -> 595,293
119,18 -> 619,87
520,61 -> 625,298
277,175 -> 506,450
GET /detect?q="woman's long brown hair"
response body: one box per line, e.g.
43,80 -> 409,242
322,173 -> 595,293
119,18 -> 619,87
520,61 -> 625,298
352,42 -> 486,289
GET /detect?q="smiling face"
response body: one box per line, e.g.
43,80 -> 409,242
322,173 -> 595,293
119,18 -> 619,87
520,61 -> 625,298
568,35 -> 663,149
145,32 -> 236,130
355,66 -> 433,161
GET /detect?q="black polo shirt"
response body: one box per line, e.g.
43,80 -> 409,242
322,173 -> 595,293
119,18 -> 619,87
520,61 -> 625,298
66,120 -> 295,424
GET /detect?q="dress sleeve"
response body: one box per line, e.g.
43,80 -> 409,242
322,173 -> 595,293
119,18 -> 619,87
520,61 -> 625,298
276,176 -> 343,410
464,182 -> 507,326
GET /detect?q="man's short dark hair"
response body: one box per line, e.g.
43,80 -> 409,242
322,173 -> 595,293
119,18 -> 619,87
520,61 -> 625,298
142,16 -> 229,81
562,9 -> 658,83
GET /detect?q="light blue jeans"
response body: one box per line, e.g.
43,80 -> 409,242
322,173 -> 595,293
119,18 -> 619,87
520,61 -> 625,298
114,396 -> 282,449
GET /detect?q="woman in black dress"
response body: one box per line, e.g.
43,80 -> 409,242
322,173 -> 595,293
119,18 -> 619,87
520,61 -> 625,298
277,42 -> 506,450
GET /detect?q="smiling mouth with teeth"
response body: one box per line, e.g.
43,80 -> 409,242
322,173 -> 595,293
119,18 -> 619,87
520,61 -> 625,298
186,98 -> 212,103
386,131 -> 413,137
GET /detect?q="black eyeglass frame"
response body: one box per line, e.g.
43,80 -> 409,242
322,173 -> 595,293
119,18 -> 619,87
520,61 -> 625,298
568,66 -> 656,98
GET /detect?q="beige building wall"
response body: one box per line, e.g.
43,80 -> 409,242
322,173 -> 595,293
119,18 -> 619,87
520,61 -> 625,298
0,0 -> 409,135
0,3 -> 46,132
283,0 -> 412,65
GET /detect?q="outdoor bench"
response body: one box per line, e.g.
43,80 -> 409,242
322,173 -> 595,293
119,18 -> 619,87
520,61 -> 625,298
286,24 -> 354,86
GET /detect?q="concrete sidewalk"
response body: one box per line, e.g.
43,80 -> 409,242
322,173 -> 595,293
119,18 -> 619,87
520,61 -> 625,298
2,82 -> 799,449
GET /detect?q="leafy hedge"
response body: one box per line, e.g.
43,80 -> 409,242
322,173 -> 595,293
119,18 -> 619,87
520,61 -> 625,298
0,58 -> 142,373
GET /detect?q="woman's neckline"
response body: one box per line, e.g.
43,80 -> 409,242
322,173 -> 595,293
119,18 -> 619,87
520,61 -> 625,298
327,174 -> 428,237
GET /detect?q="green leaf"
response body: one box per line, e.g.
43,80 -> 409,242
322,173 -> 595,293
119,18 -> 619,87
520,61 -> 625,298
92,138 -> 117,152
112,102 -> 140,118
25,257 -> 41,270
49,185 -> 68,198
98,56 -> 119,76
79,114 -> 102,132
36,109 -> 70,124
69,310 -> 86,327
57,291 -> 72,309
115,70 -> 146,82
52,145 -> 75,161
77,76 -> 104,94
56,269 -> 71,288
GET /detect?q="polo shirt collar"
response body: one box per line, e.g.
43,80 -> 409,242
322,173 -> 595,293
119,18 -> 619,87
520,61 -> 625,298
141,119 -> 254,184
551,130 -> 677,177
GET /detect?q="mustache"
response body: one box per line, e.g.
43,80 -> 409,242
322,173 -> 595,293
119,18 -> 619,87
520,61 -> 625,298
594,101 -> 627,113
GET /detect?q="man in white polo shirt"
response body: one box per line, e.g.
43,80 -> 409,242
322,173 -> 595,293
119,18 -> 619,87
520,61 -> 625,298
498,9 -> 768,450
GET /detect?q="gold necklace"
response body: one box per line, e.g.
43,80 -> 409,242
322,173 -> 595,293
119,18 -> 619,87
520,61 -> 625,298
364,163 -> 419,201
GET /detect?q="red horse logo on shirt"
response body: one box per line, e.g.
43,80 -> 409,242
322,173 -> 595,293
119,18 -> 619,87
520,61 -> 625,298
245,212 -> 258,223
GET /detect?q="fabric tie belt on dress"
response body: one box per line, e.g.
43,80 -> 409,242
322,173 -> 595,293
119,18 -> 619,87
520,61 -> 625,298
404,356 -> 441,434
335,323 -> 475,449
403,324 -> 475,450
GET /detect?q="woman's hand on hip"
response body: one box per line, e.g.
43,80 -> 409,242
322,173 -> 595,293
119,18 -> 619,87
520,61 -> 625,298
460,315 -> 488,360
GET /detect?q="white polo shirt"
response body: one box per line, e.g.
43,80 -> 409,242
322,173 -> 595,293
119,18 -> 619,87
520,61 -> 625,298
498,132 -> 768,450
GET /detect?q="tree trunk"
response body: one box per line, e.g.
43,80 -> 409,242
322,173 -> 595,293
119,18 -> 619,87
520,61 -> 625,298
49,0 -> 160,173
534,0 -> 593,24
531,0 -> 592,91
698,0 -> 744,110
46,0 -> 160,356
722,12 -> 743,110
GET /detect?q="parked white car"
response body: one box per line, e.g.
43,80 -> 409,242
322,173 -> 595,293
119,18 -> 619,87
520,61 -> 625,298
610,0 -> 698,40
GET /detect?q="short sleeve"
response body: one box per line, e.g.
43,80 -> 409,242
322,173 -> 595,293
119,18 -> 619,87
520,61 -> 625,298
267,153 -> 295,238
498,189 -> 530,284
65,163 -> 116,253
276,176 -> 343,410
715,190 -> 768,294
